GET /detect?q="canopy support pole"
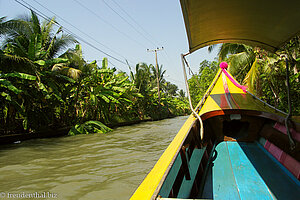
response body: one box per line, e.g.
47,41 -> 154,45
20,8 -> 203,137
181,54 -> 204,140
285,58 -> 296,150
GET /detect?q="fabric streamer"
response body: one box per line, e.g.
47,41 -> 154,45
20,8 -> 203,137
220,62 -> 247,93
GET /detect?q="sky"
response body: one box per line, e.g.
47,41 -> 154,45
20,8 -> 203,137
0,0 -> 218,90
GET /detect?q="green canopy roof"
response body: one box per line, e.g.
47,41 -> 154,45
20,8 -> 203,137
180,0 -> 300,53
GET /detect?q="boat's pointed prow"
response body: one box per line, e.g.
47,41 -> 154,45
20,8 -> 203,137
130,67 -> 300,199
130,1 -> 300,198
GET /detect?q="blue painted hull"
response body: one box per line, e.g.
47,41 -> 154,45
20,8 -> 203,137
202,141 -> 300,200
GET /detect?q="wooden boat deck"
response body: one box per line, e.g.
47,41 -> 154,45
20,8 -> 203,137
201,141 -> 300,200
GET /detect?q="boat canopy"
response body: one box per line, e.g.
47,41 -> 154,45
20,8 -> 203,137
180,0 -> 300,53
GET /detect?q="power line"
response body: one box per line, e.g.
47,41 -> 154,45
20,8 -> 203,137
162,50 -> 177,71
102,0 -> 158,47
15,0 -> 52,24
72,0 -> 147,50
28,0 -> 129,67
14,0 -> 177,78
165,76 -> 185,85
15,0 -> 130,70
106,0 -> 178,72
109,0 -> 163,47
15,0 -> 128,67
147,47 -> 164,103
87,59 -> 131,73
107,0 -> 178,76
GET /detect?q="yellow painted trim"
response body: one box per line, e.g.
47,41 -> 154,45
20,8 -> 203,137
130,70 -> 225,200
130,114 -> 196,200
130,69 -> 286,199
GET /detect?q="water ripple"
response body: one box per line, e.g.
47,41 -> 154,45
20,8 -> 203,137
0,116 -> 188,200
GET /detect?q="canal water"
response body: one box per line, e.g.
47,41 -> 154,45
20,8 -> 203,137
0,116 -> 188,200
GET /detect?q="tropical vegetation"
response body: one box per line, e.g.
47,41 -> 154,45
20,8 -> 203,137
188,60 -> 219,108
0,11 -> 189,136
3,10 -> 298,139
188,41 -> 300,115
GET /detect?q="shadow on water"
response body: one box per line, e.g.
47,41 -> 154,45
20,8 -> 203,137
0,116 -> 188,200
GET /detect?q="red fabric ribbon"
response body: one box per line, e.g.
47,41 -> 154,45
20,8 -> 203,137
220,62 -> 247,93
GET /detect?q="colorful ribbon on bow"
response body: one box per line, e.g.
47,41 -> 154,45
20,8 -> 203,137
220,62 -> 248,93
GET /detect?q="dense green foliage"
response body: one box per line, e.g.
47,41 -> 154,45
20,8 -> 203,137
6,10 -> 298,138
0,12 -> 189,136
188,60 -> 219,108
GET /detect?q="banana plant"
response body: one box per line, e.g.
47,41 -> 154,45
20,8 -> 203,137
71,57 -> 141,124
0,71 -> 37,132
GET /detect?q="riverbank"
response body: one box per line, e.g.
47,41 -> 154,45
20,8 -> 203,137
0,114 -> 188,145
0,127 -> 71,145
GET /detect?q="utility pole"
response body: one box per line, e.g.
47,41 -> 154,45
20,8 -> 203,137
147,47 -> 164,104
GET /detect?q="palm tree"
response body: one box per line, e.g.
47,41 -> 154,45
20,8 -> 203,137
0,17 -> 9,38
162,81 -> 178,97
150,64 -> 166,105
0,11 -> 77,132
209,42 -> 299,113
209,44 -> 256,82
131,62 -> 152,94
1,11 -> 77,72
150,64 -> 166,88
178,89 -> 185,99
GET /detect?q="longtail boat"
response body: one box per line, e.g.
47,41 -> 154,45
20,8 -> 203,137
130,0 -> 300,199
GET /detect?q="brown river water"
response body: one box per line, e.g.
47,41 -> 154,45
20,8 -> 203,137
0,116 -> 188,200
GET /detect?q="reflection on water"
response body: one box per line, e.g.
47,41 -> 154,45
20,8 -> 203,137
0,116 -> 188,200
